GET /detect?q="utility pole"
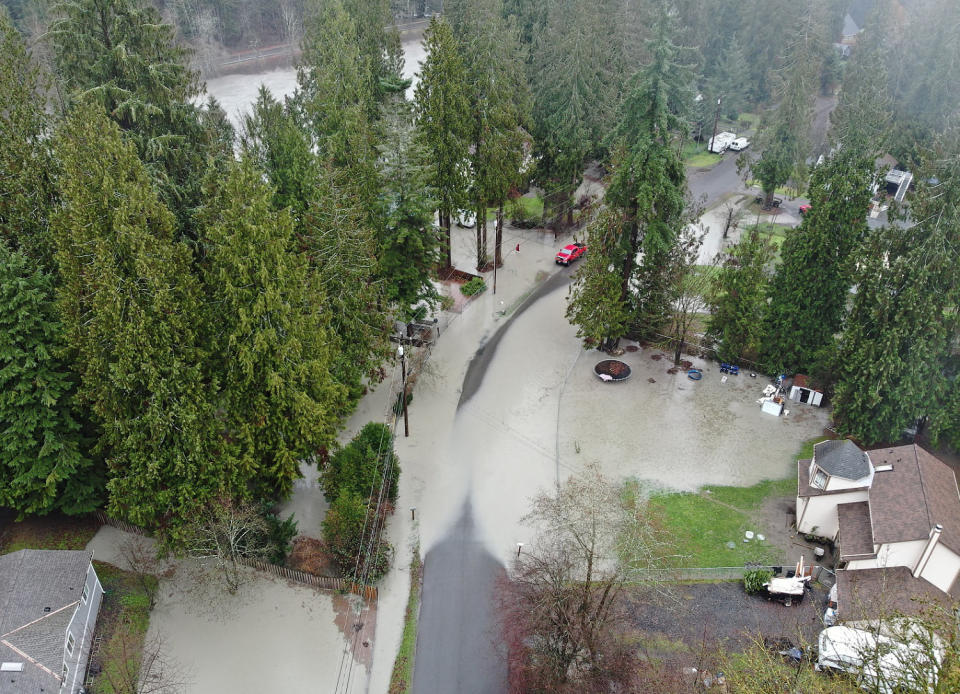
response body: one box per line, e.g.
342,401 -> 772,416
398,345 -> 409,437
710,96 -> 722,153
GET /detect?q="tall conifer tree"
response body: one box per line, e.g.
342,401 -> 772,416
52,104 -> 220,542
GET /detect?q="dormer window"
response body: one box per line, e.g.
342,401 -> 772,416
812,468 -> 828,489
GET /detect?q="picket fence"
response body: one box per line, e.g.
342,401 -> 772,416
94,511 -> 377,601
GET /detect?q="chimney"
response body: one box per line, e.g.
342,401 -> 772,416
913,524 -> 943,579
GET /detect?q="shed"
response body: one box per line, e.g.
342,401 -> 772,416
789,374 -> 823,406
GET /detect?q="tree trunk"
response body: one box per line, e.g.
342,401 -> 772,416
441,210 -> 452,272
620,200 -> 640,308
480,202 -> 488,270
495,202 -> 504,267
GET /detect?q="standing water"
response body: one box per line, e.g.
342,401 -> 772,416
205,37 -> 427,129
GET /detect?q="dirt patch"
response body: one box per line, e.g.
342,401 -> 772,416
333,593 -> 378,669
0,512 -> 102,554
625,582 -> 828,660
625,345 -> 639,352
437,267 -> 481,283
651,353 -> 663,361
288,535 -> 339,578
754,494 -> 837,572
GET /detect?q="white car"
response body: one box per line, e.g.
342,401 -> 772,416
728,137 -> 750,151
455,211 -> 476,228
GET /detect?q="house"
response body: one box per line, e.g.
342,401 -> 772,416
797,442 -> 960,621
0,550 -> 104,694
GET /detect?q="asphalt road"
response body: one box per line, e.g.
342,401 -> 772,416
687,150 -> 747,209
413,265 -> 575,694
412,504 -> 508,694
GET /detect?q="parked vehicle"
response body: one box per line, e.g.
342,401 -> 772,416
555,242 -> 587,265
728,137 -> 750,151
708,131 -> 736,153
755,195 -> 783,208
817,625 -> 942,693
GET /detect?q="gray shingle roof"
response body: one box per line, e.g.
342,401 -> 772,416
0,550 -> 91,694
814,439 -> 871,480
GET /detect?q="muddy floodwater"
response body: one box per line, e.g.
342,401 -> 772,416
558,346 -> 830,492
204,37 -> 427,129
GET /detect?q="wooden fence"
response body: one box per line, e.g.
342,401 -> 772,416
94,510 -> 150,537
236,557 -> 378,601
94,512 -> 377,601
634,564 -> 836,586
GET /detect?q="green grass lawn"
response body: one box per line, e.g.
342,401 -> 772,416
501,195 -> 544,222
650,487 -> 784,568
388,548 -> 423,694
90,561 -> 159,694
683,141 -> 722,168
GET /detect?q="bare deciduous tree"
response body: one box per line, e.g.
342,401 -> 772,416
118,535 -> 163,609
666,227 -> 708,366
500,464 -> 673,692
96,625 -> 190,694
185,497 -> 269,594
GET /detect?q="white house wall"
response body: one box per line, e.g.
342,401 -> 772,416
822,467 -> 874,492
876,540 -> 926,572
797,490 -> 870,537
63,562 -> 104,694
918,544 -> 960,593
845,558 -> 879,570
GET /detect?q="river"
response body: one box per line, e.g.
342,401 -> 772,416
204,37 -> 427,130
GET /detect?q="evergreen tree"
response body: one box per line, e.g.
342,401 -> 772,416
49,0 -> 227,233
414,16 -> 471,270
341,0 -> 404,109
300,170 -> 389,403
565,208 -> 633,350
707,35 -> 751,121
742,7 -> 826,206
241,86 -> 319,221
297,0 -> 379,214
830,6 -> 892,157
197,158 -> 346,501
448,0 -> 530,270
604,7 -> 693,336
833,135 -> 960,445
51,104 -> 220,542
706,227 -> 775,364
529,0 -> 616,227
242,85 -> 388,405
0,13 -> 55,264
760,147 -> 874,376
378,95 -> 441,319
0,243 -> 101,516
760,20 -> 891,378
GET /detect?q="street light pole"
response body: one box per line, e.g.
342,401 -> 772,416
398,345 -> 409,437
710,96 -> 722,153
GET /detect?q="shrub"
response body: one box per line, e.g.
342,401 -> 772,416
743,567 -> 774,594
322,491 -> 392,582
460,277 -> 487,296
261,507 -> 298,565
439,295 -> 455,311
320,422 -> 400,504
